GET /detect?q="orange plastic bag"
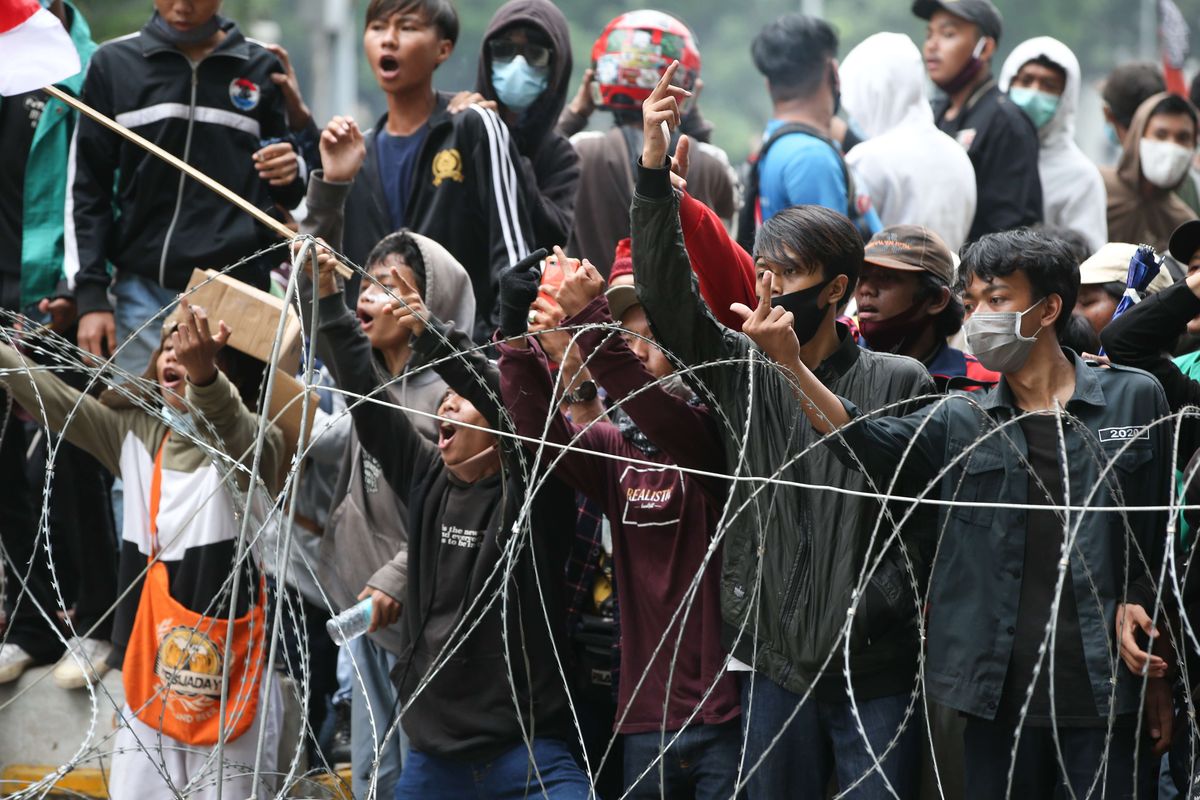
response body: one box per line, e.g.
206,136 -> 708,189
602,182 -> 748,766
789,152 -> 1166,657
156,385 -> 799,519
122,434 -> 266,745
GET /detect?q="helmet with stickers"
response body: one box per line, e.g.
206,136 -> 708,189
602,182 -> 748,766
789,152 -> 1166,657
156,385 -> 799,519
590,10 -> 701,112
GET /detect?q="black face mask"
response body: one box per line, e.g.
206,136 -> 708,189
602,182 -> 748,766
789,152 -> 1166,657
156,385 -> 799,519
151,10 -> 222,46
772,279 -> 833,346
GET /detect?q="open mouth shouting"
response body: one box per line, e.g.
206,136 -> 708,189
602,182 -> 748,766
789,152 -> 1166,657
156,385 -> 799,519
377,53 -> 401,82
438,420 -> 458,451
356,306 -> 376,332
161,365 -> 185,394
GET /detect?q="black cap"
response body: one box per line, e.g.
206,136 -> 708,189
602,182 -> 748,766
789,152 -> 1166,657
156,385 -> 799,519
912,0 -> 1003,41
1169,219 -> 1200,264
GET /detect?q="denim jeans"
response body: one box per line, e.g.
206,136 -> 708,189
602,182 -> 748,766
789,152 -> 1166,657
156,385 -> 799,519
623,719 -> 742,799
394,738 -> 592,800
112,271 -> 177,379
738,672 -> 919,799
348,636 -> 408,800
962,716 -> 1135,799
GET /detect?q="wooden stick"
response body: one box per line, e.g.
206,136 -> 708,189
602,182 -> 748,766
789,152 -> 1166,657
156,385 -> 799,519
44,84 -> 353,278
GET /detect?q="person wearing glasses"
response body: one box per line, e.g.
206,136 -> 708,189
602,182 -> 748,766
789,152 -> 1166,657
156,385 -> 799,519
447,0 -> 579,252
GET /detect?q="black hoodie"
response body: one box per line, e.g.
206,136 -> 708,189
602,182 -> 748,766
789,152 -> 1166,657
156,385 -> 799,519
475,0 -> 580,250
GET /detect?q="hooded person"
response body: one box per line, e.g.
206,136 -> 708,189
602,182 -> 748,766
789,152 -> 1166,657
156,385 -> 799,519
1101,91 -> 1199,254
1000,37 -> 1108,253
296,123 -> 477,797
840,32 -> 977,251
471,0 -> 580,249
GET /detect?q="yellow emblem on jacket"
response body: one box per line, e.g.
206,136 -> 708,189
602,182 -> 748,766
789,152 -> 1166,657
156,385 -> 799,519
432,148 -> 465,186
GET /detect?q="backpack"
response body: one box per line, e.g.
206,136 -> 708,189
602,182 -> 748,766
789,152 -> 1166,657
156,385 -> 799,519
735,122 -> 864,255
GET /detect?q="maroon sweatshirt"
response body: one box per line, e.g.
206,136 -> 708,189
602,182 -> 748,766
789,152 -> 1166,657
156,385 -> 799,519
497,296 -> 740,734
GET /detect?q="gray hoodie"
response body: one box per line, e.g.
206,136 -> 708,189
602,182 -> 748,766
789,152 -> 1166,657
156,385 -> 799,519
301,173 -> 475,654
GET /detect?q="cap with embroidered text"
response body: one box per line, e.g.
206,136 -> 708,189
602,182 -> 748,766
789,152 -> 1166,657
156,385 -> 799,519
862,225 -> 956,286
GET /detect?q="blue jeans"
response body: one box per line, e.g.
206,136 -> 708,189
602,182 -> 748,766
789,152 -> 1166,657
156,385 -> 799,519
962,715 -> 1136,799
112,271 -> 177,379
738,672 -> 919,799
394,739 -> 592,800
349,636 -> 408,800
623,719 -> 742,799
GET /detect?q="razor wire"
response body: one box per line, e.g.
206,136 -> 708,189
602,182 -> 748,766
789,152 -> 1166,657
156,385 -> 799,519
0,234 -> 1196,800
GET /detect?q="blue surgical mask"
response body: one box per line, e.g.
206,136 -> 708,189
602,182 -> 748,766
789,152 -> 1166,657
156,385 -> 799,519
491,55 -> 549,113
1009,87 -> 1060,130
1105,122 -> 1122,148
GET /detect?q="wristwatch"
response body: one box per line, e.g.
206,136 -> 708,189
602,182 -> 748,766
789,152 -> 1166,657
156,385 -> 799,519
563,380 -> 598,405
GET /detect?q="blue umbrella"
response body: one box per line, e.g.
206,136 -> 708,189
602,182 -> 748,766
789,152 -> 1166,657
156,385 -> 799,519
1099,244 -> 1162,356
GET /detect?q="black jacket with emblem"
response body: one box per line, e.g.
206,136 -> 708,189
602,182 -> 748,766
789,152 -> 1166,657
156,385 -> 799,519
342,95 -> 535,343
67,16 -> 306,316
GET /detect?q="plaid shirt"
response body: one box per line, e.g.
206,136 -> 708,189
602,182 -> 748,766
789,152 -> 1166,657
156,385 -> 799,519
563,492 -> 621,696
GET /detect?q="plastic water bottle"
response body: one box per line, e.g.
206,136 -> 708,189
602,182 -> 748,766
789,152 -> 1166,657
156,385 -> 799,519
326,597 -> 373,645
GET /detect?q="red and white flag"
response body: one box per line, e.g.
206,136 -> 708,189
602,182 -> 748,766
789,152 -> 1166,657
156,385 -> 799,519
0,0 -> 80,96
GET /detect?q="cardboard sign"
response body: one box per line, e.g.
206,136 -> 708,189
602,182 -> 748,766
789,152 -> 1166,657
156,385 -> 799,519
184,269 -> 303,374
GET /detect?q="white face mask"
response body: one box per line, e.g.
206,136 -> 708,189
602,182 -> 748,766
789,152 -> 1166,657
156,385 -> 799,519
962,298 -> 1046,374
1139,138 -> 1195,188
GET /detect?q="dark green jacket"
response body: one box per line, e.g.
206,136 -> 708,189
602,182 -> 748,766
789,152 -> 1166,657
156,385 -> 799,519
632,162 -> 935,698
830,352 -> 1169,719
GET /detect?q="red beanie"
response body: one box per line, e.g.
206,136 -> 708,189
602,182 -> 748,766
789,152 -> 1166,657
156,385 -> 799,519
610,237 -> 633,280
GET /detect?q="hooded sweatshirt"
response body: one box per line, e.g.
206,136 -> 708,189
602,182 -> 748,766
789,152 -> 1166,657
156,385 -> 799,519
300,174 -> 476,656
475,0 -> 580,250
999,37 -> 1108,253
841,33 -> 977,252
1101,92 -> 1199,254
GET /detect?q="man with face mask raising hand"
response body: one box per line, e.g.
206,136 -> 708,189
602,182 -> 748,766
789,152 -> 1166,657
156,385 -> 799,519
633,62 -> 935,798
916,0 -> 1043,240
738,226 -> 1174,796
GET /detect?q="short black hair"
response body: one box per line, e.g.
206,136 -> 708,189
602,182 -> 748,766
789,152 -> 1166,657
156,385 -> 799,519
1094,280 -> 1126,303
365,231 -> 427,295
914,272 -> 965,339
1102,62 -> 1165,129
755,205 -> 863,299
960,228 -> 1079,336
365,0 -> 459,44
1033,224 -> 1091,265
1059,313 -> 1101,355
751,14 -> 837,103
1149,93 -> 1199,138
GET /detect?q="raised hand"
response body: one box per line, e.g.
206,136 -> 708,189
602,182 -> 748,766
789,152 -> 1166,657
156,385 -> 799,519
265,43 -> 313,131
641,61 -> 691,170
319,115 -> 366,183
381,267 -> 429,337
498,248 -> 549,339
172,298 -> 231,388
730,272 -> 800,367
552,246 -> 606,319
447,90 -> 497,114
567,68 -> 596,119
